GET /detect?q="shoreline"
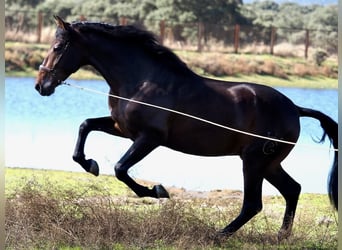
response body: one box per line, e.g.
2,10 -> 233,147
5,166 -> 330,198
5,73 -> 338,90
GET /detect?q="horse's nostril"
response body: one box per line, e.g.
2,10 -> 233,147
35,83 -> 41,93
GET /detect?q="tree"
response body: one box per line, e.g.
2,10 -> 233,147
5,0 -> 40,8
274,2 -> 309,44
38,0 -> 83,22
69,0 -> 119,22
108,0 -> 157,25
241,0 -> 279,28
6,0 -> 44,32
239,1 -> 337,52
145,0 -> 247,44
307,4 -> 337,53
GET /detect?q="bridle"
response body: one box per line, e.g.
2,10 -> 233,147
38,42 -> 70,81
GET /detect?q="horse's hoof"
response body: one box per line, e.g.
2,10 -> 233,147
277,228 -> 291,241
87,159 -> 99,176
153,184 -> 170,198
212,231 -> 227,246
216,228 -> 234,238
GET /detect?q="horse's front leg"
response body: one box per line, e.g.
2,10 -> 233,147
114,133 -> 170,198
73,116 -> 126,176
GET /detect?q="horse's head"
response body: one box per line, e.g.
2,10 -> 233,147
35,16 -> 83,96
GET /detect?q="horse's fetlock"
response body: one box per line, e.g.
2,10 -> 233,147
255,201 -> 263,213
72,153 -> 85,163
256,205 -> 263,214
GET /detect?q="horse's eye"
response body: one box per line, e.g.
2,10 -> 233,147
53,43 -> 63,52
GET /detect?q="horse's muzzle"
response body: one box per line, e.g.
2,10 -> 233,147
35,81 -> 55,96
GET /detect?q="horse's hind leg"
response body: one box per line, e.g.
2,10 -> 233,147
220,160 -> 264,236
265,165 -> 301,240
72,116 -> 126,176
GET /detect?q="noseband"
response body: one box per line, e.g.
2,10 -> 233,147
38,42 -> 70,79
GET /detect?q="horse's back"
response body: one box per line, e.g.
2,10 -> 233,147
205,78 -> 301,139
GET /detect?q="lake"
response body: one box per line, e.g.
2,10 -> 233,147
5,77 -> 337,195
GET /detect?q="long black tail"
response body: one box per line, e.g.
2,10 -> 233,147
298,107 -> 338,210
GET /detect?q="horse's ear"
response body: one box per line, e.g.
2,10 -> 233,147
54,15 -> 70,31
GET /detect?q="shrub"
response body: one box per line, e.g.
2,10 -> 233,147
313,50 -> 328,66
5,177 -> 338,249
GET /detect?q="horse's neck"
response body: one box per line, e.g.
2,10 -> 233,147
85,39 -> 199,96
87,46 -> 153,95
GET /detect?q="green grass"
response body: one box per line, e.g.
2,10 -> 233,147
5,168 -> 131,199
5,167 -> 338,249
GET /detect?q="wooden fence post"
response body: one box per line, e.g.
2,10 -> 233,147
120,16 -> 128,26
270,26 -> 276,55
159,20 -> 165,45
304,29 -> 309,59
36,11 -> 43,43
197,22 -> 204,52
79,15 -> 87,21
234,24 -> 240,54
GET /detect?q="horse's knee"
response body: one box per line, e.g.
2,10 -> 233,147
79,119 -> 92,133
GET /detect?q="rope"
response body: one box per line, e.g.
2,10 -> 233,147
63,82 -> 338,152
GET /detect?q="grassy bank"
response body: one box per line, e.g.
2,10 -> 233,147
5,167 -> 338,249
5,42 -> 338,89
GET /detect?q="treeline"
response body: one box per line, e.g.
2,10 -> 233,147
5,0 -> 338,53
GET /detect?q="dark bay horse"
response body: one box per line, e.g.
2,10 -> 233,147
35,16 -> 338,239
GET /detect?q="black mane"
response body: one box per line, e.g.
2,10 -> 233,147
70,21 -> 194,75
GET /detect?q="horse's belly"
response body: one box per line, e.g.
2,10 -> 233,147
164,130 -> 242,156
